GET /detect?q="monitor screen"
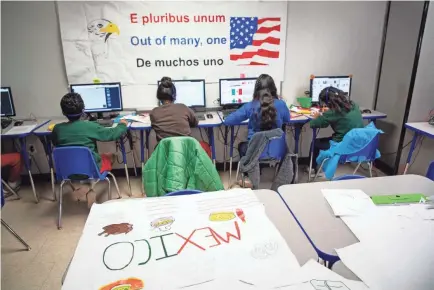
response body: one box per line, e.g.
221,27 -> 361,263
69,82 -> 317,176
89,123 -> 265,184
219,78 -> 257,106
310,76 -> 352,102
1,87 -> 16,117
158,79 -> 206,107
70,82 -> 123,113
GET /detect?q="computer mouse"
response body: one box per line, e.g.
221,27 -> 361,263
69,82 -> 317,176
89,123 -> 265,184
14,121 -> 23,126
362,109 -> 372,114
206,113 -> 213,119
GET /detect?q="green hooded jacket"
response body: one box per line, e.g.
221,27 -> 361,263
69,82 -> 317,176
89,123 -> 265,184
143,137 -> 224,197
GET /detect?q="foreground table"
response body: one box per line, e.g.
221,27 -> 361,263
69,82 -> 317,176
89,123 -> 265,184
277,174 -> 434,279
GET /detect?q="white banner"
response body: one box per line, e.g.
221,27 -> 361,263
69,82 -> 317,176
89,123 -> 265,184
57,1 -> 287,87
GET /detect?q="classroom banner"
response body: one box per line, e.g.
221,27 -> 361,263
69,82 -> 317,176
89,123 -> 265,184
57,1 -> 288,85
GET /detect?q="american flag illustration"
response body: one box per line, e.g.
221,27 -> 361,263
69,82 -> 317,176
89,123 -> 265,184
229,17 -> 281,66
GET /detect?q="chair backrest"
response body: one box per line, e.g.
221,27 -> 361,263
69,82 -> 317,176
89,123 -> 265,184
165,190 -> 202,196
426,161 -> 434,181
259,132 -> 287,161
332,174 -> 367,181
339,134 -> 380,163
1,183 -> 4,208
53,146 -> 101,181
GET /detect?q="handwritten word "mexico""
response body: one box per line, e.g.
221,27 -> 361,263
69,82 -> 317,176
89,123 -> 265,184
102,221 -> 241,271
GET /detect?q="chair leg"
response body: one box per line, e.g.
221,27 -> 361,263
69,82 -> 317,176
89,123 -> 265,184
353,162 -> 362,175
28,170 -> 39,203
1,220 -> 31,250
313,159 -> 327,182
132,150 -> 138,177
235,161 -> 241,184
50,168 -> 56,201
274,163 -> 280,178
107,172 -> 121,199
58,180 -> 66,230
229,157 -> 233,185
368,162 -> 373,178
1,179 -> 20,200
124,164 -> 132,197
308,154 -> 314,182
105,177 -> 111,201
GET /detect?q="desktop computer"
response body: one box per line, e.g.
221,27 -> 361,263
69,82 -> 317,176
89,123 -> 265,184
157,79 -> 206,120
1,87 -> 16,129
310,76 -> 352,103
219,78 -> 256,118
70,82 -> 123,126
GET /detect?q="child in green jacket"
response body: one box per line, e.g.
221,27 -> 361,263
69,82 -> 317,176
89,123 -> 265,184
309,87 -> 363,174
52,92 -> 128,173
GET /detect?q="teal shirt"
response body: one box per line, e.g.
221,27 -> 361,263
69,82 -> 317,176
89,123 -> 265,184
52,120 -> 128,168
309,104 -> 364,142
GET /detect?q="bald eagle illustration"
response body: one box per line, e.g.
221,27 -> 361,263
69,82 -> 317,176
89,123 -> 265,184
83,19 -> 120,61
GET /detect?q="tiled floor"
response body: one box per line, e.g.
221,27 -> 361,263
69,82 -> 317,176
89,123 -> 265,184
1,164 -> 381,289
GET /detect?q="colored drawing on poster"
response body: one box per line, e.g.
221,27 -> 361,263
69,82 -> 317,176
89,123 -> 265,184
236,208 -> 246,223
99,223 -> 133,237
209,211 -> 235,222
99,277 -> 144,290
150,216 -> 175,231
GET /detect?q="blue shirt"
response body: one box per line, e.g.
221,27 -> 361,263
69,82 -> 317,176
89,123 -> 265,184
224,99 -> 291,139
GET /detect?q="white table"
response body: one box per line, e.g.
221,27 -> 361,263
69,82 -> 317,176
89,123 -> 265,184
404,122 -> 434,174
277,175 -> 434,280
1,118 -> 50,203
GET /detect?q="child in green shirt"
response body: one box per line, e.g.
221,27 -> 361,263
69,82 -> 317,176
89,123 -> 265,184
52,92 -> 128,173
309,87 -> 364,174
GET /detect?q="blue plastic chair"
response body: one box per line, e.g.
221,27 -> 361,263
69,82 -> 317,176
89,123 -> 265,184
235,132 -> 287,185
332,174 -> 367,181
165,190 -> 202,196
53,146 -> 121,229
314,134 -> 380,181
1,183 -> 31,250
426,161 -> 434,181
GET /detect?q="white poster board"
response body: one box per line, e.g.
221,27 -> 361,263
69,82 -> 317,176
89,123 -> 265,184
57,1 -> 287,86
62,190 -> 300,290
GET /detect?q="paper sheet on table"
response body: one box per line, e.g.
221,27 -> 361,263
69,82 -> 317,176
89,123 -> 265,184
62,189 -> 300,290
272,259 -> 371,290
121,114 -> 150,124
322,189 -> 376,216
2,125 -> 36,135
337,225 -> 434,290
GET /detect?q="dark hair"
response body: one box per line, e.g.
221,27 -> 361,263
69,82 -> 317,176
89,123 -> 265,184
257,89 -> 277,131
253,74 -> 278,100
157,76 -> 175,102
319,87 -> 353,113
61,92 -> 84,121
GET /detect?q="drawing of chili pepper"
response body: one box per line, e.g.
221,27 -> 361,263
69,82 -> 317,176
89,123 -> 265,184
236,208 -> 246,223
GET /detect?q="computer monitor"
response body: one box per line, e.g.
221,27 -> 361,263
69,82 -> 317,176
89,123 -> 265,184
310,76 -> 352,103
70,82 -> 123,113
157,79 -> 206,107
219,78 -> 257,107
1,87 -> 16,117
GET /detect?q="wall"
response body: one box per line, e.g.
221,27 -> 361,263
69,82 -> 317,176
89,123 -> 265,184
403,4 -> 434,176
374,1 -> 425,170
1,1 -> 387,174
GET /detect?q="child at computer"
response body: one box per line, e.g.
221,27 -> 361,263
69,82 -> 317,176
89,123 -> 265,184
224,74 -> 291,157
150,77 -> 199,142
52,92 -> 128,183
309,86 -> 363,174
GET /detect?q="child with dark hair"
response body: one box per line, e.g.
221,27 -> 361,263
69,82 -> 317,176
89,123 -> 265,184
309,86 -> 364,174
224,74 -> 291,157
52,92 -> 128,173
150,77 -> 198,142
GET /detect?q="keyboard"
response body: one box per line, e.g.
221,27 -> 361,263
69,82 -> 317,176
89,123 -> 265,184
195,113 -> 206,121
1,119 -> 12,129
96,119 -> 114,127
